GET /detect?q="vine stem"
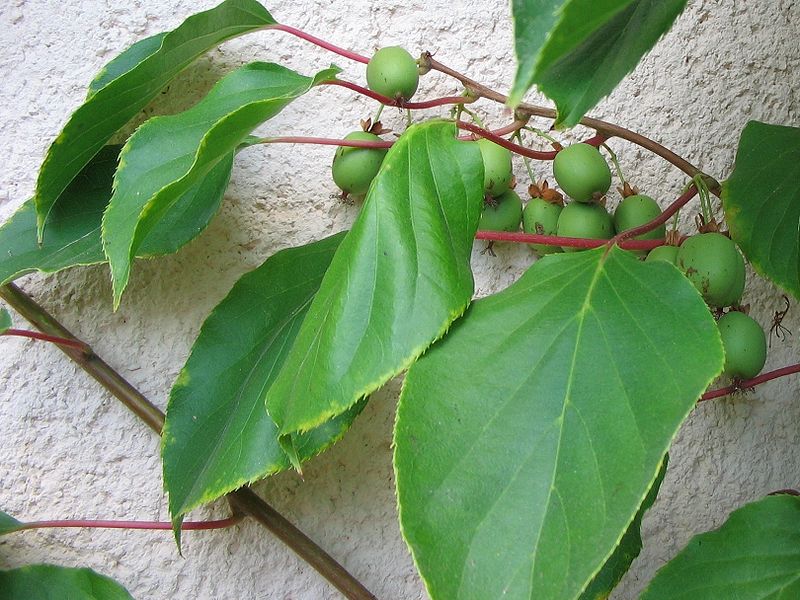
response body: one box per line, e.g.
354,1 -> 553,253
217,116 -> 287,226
423,53 -> 721,193
2,328 -> 88,351
264,24 -> 719,192
0,283 -> 377,600
324,79 -> 474,110
456,120 -> 605,160
699,363 -> 800,401
257,121 -> 528,149
16,515 -> 244,532
268,24 -> 370,64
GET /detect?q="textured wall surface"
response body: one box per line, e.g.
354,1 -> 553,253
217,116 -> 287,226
1,1 -> 798,598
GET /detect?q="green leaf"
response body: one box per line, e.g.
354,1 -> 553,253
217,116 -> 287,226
510,0 -> 688,127
642,494 -> 800,599
0,309 -> 11,335
0,564 -> 133,600
0,510 -> 24,536
87,33 -> 168,98
0,145 -> 233,287
102,62 -> 338,308
266,120 -> 484,436
580,455 -> 668,600
723,121 -> 800,300
394,247 -> 723,600
35,0 -> 276,239
163,233 -> 363,522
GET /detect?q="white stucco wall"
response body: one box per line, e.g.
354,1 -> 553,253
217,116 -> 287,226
1,1 -> 798,598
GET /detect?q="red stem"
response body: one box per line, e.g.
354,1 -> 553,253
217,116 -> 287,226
268,24 -> 370,64
699,363 -> 800,402
323,80 -> 472,110
17,515 -> 244,532
476,230 -> 667,250
2,328 -> 88,351
261,121 -> 526,149
457,120 -> 606,160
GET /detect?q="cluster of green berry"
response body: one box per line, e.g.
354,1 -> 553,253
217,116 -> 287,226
328,44 -> 767,384
478,140 -> 766,382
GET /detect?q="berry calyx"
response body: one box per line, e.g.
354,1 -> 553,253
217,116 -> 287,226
331,131 -> 387,197
552,143 -> 612,202
366,46 -> 419,101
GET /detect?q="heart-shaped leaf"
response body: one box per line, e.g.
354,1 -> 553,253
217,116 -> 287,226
163,233 -> 364,524
102,62 -> 338,307
35,0 -> 275,239
723,121 -> 800,300
0,564 -> 133,599
395,247 -> 722,600
0,145 -> 233,287
266,120 -> 484,437
510,0 -> 688,127
642,494 -> 800,599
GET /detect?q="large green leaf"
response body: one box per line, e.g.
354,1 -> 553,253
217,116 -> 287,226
265,121 -> 484,438
0,510 -> 23,536
394,247 -> 723,600
162,233 -> 364,522
102,62 -> 337,307
0,309 -> 11,335
35,0 -> 275,239
0,564 -> 133,600
580,455 -> 667,600
0,145 -> 233,287
642,494 -> 800,599
509,0 -> 688,127
723,121 -> 800,300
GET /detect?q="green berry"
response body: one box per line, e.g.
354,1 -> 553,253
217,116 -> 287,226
479,190 -> 523,232
522,198 -> 562,255
366,46 -> 419,101
645,245 -> 679,265
331,131 -> 387,197
477,138 -> 513,197
676,233 -> 743,308
553,143 -> 612,202
556,201 -> 614,252
614,195 -> 665,239
717,311 -> 767,379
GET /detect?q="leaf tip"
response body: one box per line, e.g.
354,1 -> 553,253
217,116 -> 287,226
279,435 -> 304,477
